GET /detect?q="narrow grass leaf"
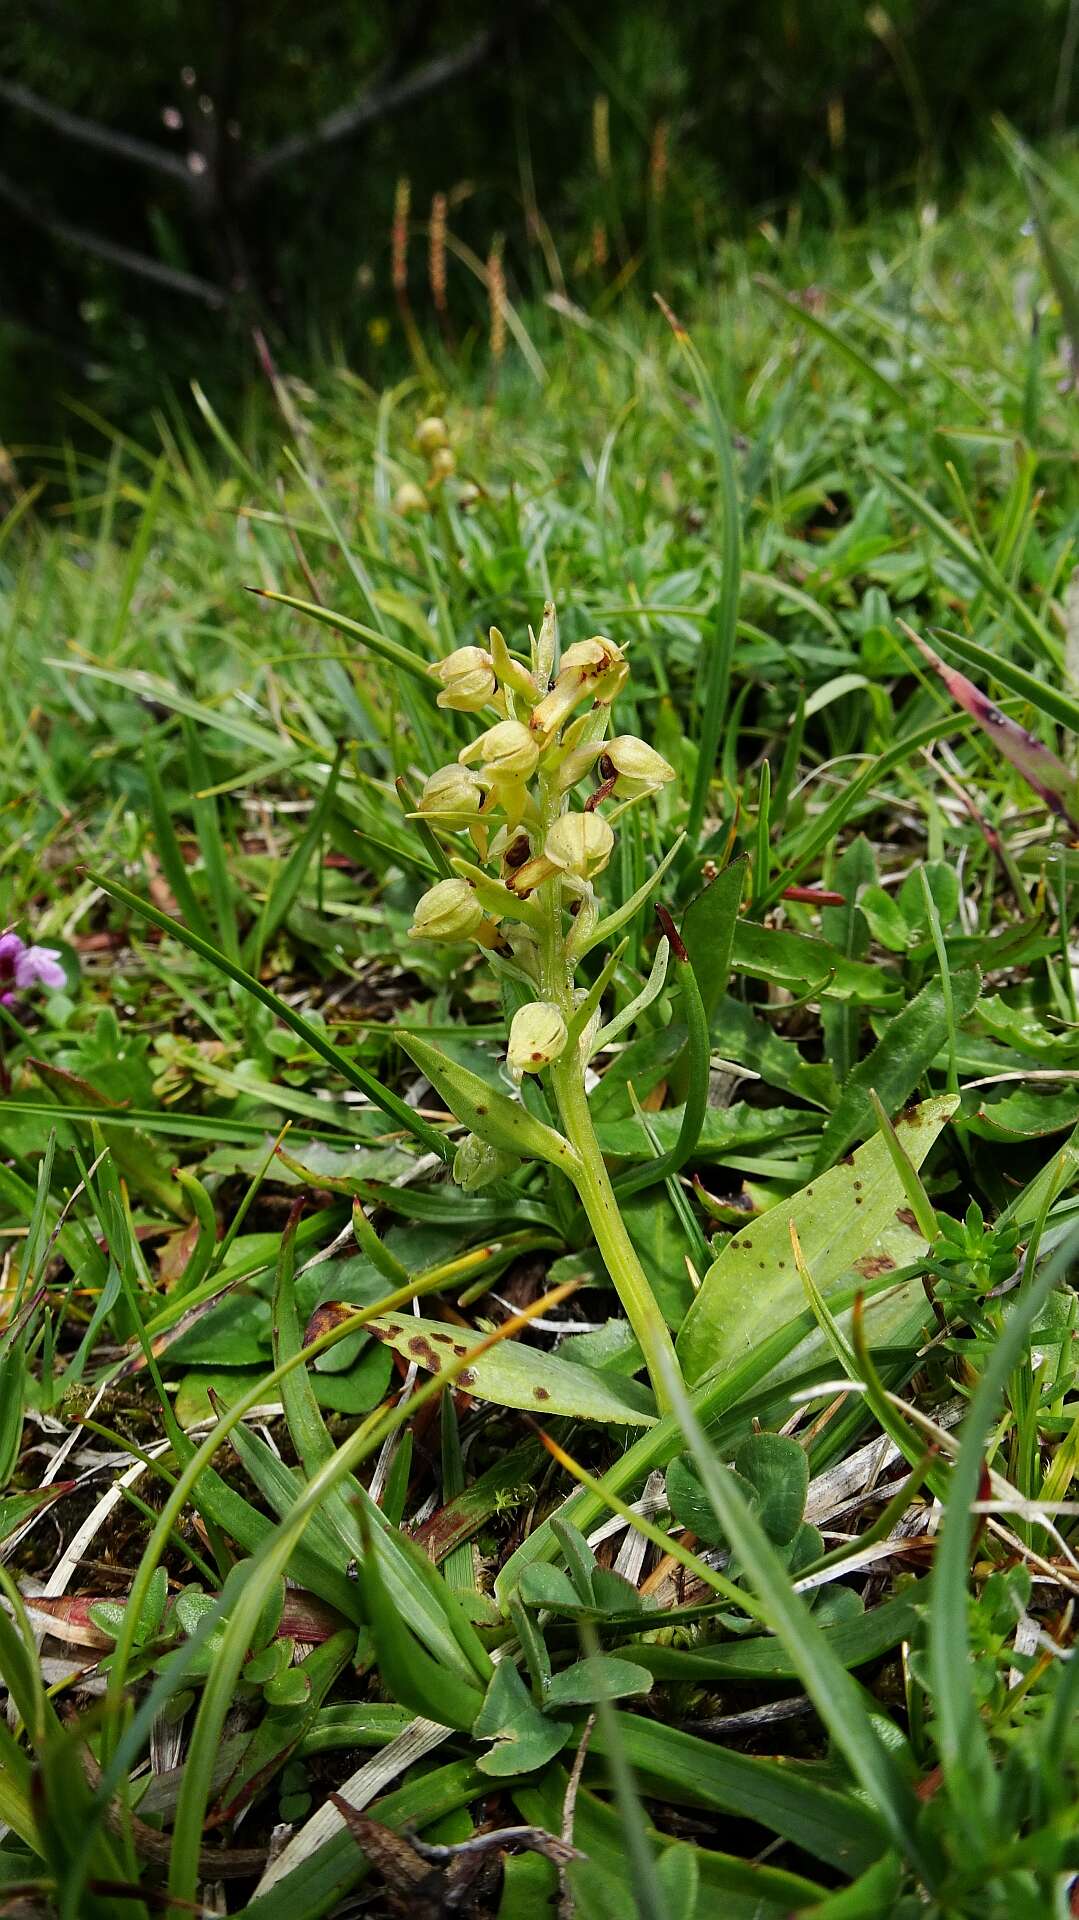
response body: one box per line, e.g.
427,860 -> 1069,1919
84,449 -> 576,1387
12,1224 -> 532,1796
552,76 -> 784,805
598,1712 -> 889,1877
87,870 -> 451,1159
874,466 -> 1059,665
866,1091 -> 939,1242
142,745 -> 215,945
244,743 -> 345,973
656,1355 -> 930,1878
654,299 -> 741,852
899,620 -> 1079,828
928,1223 -> 1079,1851
249,589 -> 432,682
930,625 -> 1079,734
754,275 -> 912,412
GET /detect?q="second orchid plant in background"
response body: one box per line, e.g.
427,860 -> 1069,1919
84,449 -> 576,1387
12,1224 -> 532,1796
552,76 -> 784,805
403,604 -> 687,1410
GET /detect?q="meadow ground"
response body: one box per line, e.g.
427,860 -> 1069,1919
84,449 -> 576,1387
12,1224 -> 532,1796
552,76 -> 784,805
1,140 -> 1078,1918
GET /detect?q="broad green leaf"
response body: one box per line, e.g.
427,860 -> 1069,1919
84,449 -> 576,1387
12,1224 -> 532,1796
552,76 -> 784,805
668,1433 -> 808,1549
397,1031 -> 581,1173
552,1516 -> 598,1601
730,921 -> 899,1004
517,1564 -> 580,1611
667,1453 -> 755,1548
595,1101 -> 819,1165
802,1852 -> 904,1918
964,1083 -> 1079,1140
813,969 -> 980,1170
498,1853 -> 559,1916
859,885 -> 910,951
263,1668 -> 311,1710
544,1655 -> 653,1706
514,1560 -> 641,1619
681,855 -> 747,1023
473,1661 -> 570,1777
655,1845 -> 699,1920
677,1095 -> 958,1383
364,1312 -> 657,1425
710,996 -> 834,1107
174,1353 -> 392,1422
899,861 -> 959,934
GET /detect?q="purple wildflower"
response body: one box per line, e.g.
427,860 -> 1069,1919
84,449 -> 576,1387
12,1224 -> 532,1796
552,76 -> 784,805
0,931 -> 66,1006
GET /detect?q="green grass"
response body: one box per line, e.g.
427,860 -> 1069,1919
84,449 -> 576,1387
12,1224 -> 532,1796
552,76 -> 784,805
0,144 -> 1078,1918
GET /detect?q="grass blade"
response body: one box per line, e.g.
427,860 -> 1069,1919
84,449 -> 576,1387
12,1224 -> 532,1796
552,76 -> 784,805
654,298 -> 741,852
655,1353 -> 932,1880
249,589 -> 432,683
86,869 -> 451,1159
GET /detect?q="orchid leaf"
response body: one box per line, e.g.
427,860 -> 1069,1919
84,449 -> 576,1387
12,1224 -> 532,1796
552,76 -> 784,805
396,1030 -> 581,1173
677,1095 -> 958,1383
364,1312 -> 658,1425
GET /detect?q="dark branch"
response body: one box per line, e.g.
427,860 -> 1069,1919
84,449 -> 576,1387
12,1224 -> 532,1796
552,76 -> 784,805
0,169 -> 228,306
242,27 -> 496,190
0,78 -> 195,185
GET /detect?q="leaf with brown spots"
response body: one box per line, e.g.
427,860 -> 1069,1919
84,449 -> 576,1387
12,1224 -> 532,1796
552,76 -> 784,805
396,1030 -> 582,1172
677,1095 -> 958,1383
364,1312 -> 657,1425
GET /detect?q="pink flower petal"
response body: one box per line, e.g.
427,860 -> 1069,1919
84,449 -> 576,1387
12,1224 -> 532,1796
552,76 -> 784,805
0,932 -> 25,978
14,946 -> 66,991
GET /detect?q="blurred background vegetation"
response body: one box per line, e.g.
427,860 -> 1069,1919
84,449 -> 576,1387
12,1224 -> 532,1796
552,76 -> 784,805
2,0 -> 1077,437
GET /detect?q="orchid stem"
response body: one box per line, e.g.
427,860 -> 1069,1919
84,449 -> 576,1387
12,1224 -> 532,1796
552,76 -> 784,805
550,1052 -> 681,1414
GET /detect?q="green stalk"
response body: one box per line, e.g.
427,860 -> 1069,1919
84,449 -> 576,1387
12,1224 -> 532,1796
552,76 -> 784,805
550,1054 -> 680,1413
532,799 -> 681,1412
